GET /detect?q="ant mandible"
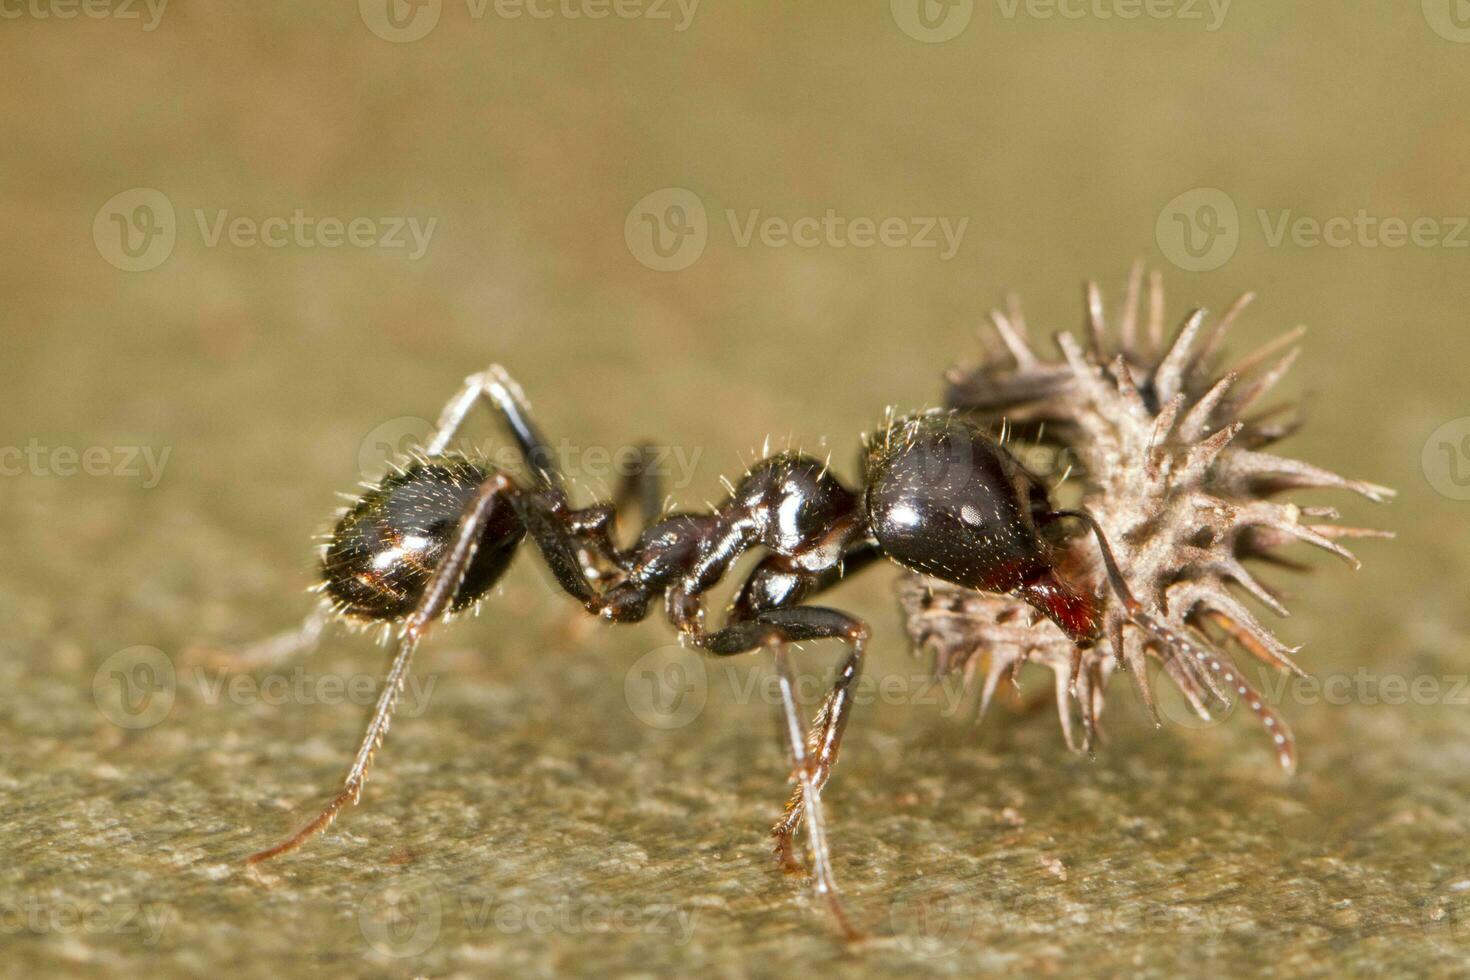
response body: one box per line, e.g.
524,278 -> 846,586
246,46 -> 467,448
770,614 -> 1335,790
244,364 -> 1227,938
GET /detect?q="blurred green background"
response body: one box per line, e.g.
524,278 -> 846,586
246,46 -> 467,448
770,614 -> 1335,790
2,1 -> 1469,976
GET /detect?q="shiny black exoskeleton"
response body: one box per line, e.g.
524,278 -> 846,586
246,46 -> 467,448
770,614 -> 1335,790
322,457 -> 523,619
258,366 -> 1112,940
320,415 -> 1097,643
865,413 -> 1100,642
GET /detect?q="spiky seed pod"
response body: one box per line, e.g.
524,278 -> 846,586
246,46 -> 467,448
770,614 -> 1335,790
898,264 -> 1394,769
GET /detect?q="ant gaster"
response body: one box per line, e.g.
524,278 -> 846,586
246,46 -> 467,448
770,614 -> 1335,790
245,365 -> 1193,938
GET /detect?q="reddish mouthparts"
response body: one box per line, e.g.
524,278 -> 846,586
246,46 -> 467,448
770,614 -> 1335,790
1017,569 -> 1101,645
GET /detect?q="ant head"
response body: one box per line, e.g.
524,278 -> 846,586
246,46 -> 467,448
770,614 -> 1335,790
320,455 -> 525,621
864,412 -> 1102,643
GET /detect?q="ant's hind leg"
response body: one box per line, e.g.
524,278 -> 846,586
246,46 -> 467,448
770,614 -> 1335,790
432,366 -> 649,578
219,603 -> 332,670
427,365 -> 564,492
702,606 -> 869,940
247,474 -> 520,866
192,600 -> 334,673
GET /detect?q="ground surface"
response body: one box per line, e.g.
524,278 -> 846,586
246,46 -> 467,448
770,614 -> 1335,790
2,4 -> 1469,977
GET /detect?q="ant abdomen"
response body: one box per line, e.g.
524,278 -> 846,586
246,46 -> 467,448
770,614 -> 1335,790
320,456 -> 525,621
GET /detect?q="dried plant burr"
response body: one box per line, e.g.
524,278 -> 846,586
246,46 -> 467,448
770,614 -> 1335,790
898,263 -> 1394,769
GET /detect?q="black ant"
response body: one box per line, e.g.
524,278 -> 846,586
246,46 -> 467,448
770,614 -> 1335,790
243,364 -> 1215,938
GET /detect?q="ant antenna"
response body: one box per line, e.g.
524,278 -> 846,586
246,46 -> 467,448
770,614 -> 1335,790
1049,509 -> 1140,613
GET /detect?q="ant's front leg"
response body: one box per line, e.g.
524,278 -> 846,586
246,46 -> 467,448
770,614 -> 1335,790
699,603 -> 870,940
729,546 -> 882,873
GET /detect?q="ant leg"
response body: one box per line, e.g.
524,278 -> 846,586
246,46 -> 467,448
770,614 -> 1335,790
774,645 -> 861,940
432,367 -> 658,578
219,602 -> 332,670
509,488 -> 602,609
767,636 -> 864,877
728,547 -> 881,871
614,443 -> 665,526
427,365 -> 563,492
247,474 -> 521,865
540,443 -> 668,581
702,606 -> 869,940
